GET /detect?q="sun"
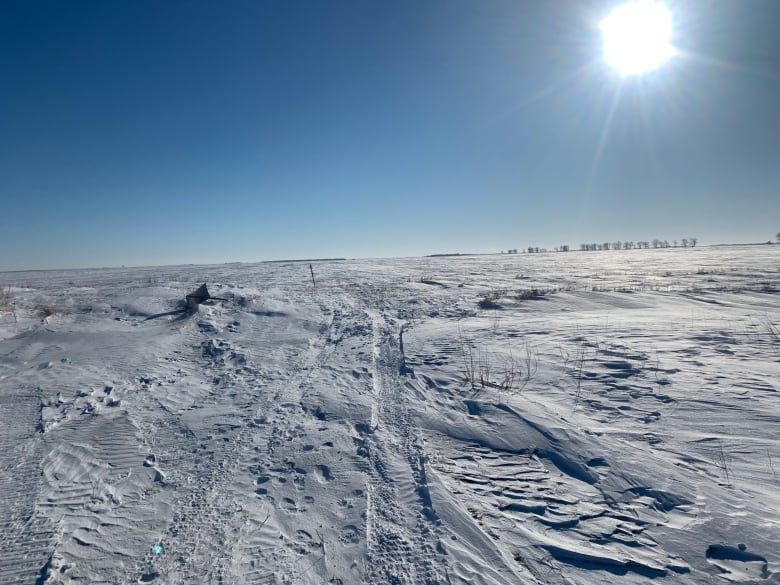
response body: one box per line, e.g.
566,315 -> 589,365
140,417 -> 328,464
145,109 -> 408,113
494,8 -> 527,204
600,1 -> 676,76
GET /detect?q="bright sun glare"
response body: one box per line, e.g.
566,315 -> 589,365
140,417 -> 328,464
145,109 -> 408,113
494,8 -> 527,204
600,1 -> 676,76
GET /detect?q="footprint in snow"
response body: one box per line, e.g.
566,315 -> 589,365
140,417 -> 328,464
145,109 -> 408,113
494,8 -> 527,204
280,498 -> 298,513
314,464 -> 333,483
339,525 -> 360,544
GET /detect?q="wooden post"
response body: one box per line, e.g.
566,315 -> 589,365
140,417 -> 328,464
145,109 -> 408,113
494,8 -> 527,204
309,264 -> 316,288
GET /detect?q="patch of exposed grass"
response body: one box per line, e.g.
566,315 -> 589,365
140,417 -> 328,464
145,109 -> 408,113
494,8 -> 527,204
767,321 -> 780,344
514,288 -> 555,301
478,289 -> 505,310
0,287 -> 16,322
35,303 -> 60,318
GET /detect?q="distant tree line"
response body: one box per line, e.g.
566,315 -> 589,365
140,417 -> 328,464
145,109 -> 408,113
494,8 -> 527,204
579,238 -> 696,251
523,245 -> 568,253
504,235 -> 780,253
503,239 -> 698,255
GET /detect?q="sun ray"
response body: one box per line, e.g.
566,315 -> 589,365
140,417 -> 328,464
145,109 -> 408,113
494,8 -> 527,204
586,83 -> 623,194
675,49 -> 780,80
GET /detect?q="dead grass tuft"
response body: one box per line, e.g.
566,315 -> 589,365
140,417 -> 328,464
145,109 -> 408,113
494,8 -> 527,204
35,303 -> 60,318
766,321 -> 780,344
0,287 -> 17,322
0,287 -> 13,310
478,289 -> 505,310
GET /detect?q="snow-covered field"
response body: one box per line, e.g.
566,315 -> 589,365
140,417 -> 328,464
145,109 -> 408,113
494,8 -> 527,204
1,245 -> 779,585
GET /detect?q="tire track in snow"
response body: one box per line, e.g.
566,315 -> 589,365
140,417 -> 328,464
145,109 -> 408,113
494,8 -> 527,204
0,392 -> 56,585
364,312 -> 449,585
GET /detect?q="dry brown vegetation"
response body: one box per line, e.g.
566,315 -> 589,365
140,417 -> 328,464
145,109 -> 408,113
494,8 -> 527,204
35,303 -> 60,318
0,287 -> 16,321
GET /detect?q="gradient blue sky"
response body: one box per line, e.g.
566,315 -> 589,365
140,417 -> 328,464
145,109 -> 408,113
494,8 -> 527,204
2,0 -> 779,270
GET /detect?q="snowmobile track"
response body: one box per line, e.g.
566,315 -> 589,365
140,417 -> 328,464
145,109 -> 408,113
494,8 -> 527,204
0,392 -> 56,585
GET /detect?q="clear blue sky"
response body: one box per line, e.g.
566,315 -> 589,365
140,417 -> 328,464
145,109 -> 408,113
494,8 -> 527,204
2,0 -> 779,269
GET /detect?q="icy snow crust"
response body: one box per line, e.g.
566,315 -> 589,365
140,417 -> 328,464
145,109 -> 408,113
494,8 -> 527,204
0,245 -> 778,584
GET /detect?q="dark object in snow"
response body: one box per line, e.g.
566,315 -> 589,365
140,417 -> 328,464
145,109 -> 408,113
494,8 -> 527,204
185,283 -> 228,314
145,283 -> 228,321
186,283 -> 211,312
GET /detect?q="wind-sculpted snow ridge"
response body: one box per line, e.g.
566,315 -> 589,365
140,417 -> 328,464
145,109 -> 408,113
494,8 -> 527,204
0,245 -> 779,584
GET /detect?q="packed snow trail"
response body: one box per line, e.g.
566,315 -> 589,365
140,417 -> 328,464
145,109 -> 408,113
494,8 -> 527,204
363,312 -> 448,584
